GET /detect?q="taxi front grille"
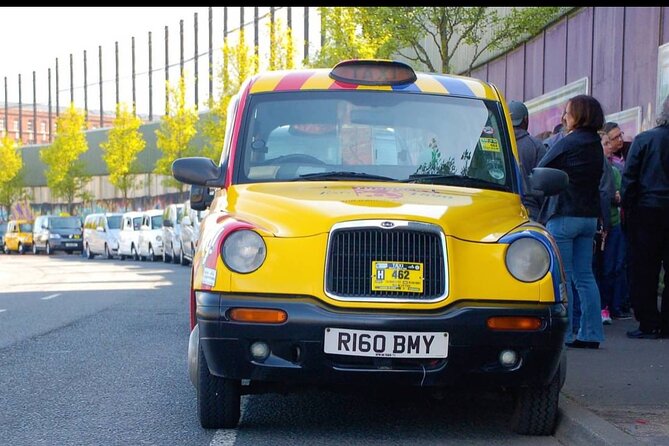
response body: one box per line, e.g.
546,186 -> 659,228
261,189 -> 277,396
325,222 -> 446,302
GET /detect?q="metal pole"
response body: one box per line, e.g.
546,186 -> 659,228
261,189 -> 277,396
99,46 -> 103,128
194,12 -> 199,111
149,31 -> 153,121
254,6 -> 259,60
287,6 -> 292,30
84,50 -> 88,125
240,7 -> 244,34
18,74 -> 22,142
208,7 -> 213,104
304,7 -> 309,62
224,7 -> 228,38
180,19 -> 184,79
132,36 -> 137,116
33,71 -> 37,143
70,53 -> 74,105
165,25 -> 169,116
55,58 -> 60,117
3,77 -> 7,135
48,69 -> 52,142
115,41 -> 119,111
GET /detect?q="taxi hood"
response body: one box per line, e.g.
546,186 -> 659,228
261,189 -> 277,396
220,182 -> 527,243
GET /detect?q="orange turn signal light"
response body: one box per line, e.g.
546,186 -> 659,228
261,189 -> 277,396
487,316 -> 543,331
229,308 -> 287,324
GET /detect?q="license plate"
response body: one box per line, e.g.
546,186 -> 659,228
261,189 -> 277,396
65,243 -> 78,247
372,261 -> 423,293
324,328 -> 448,358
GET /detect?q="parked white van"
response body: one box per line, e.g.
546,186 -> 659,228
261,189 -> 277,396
178,199 -> 207,266
83,213 -> 123,259
118,211 -> 144,261
137,209 -> 164,262
162,203 -> 185,264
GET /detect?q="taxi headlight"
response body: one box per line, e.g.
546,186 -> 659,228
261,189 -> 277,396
222,230 -> 266,273
50,233 -> 61,239
505,237 -> 550,282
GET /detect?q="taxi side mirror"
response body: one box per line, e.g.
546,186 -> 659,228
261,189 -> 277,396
529,167 -> 569,197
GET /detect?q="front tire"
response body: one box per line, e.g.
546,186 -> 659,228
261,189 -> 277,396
197,344 -> 241,429
510,362 -> 561,435
131,244 -> 139,261
180,244 -> 188,266
105,244 -> 113,259
45,242 -> 52,255
86,243 -> 94,259
33,244 -> 38,255
148,245 -> 156,262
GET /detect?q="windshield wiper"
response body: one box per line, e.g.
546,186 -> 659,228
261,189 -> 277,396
294,171 -> 398,182
403,174 -> 509,191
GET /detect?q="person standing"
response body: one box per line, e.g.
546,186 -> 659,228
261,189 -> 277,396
620,95 -> 669,339
508,100 -> 547,221
537,94 -> 606,349
603,122 -> 630,172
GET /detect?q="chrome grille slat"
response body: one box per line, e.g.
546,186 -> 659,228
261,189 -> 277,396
325,220 -> 447,303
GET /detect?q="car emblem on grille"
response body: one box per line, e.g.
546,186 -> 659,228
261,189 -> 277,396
380,221 -> 394,228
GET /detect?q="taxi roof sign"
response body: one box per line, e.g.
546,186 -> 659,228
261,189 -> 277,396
329,60 -> 417,86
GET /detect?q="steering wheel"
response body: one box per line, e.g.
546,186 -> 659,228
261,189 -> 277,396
262,154 -> 325,165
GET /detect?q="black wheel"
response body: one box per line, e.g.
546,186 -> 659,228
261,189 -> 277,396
197,343 -> 241,429
86,243 -> 94,259
131,244 -> 139,261
104,244 -> 113,259
172,245 -> 179,264
120,254 -> 126,261
45,242 -> 52,255
18,243 -> 24,255
163,245 -> 170,263
148,245 -> 156,262
510,363 -> 561,435
33,244 -> 38,255
65,250 -> 73,255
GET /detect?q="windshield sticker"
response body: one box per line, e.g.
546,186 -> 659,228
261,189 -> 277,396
480,137 -> 500,152
481,126 -> 494,135
202,267 -> 217,287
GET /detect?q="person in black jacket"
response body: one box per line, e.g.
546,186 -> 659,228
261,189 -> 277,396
620,95 -> 669,339
537,94 -> 605,349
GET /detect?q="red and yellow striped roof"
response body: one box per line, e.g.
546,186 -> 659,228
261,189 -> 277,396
248,68 -> 497,99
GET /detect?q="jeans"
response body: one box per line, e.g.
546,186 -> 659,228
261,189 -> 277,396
547,215 -> 604,343
596,224 -> 628,315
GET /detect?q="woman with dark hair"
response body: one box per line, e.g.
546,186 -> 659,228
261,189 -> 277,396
537,94 -> 606,349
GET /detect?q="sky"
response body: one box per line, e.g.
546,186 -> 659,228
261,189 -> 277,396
0,7 -> 320,118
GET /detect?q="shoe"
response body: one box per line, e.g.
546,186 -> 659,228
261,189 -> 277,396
611,311 -> 632,320
566,339 -> 600,349
626,329 -> 660,339
601,308 -> 612,325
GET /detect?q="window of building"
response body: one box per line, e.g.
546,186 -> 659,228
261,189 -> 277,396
40,121 -> 46,133
13,120 -> 18,131
27,120 -> 33,132
0,118 -> 4,130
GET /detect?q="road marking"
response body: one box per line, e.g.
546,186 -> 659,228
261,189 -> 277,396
0,309 -> 6,313
41,293 -> 61,300
209,397 -> 248,446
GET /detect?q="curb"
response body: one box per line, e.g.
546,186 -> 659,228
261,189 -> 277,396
555,394 -> 639,446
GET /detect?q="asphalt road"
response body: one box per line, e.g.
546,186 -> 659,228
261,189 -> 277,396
0,254 -> 563,445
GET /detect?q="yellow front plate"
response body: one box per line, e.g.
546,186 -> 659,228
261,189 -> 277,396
372,261 -> 424,293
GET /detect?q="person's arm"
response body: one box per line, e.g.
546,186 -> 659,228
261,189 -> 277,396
621,136 -> 644,210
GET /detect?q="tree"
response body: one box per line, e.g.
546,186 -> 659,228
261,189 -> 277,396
201,29 -> 260,162
268,18 -> 295,71
100,103 -> 146,209
40,103 -> 91,215
155,76 -> 199,192
313,7 -> 567,73
0,135 -> 26,219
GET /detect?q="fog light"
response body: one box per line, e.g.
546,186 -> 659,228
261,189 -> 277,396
250,341 -> 270,361
499,349 -> 518,368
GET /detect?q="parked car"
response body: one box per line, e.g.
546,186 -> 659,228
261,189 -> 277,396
0,222 -> 7,254
3,219 -> 33,254
161,203 -> 185,263
33,215 -> 83,255
172,59 -> 571,435
178,199 -> 207,266
117,211 -> 144,261
83,212 -> 123,259
137,209 -> 164,261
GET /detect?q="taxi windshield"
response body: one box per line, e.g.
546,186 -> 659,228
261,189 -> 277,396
50,217 -> 80,230
236,91 -> 514,192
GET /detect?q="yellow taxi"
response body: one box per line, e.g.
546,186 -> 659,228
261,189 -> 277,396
172,60 -> 570,435
3,219 -> 34,254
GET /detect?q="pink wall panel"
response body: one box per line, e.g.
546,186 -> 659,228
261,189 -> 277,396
505,47 -> 525,102
566,8 -> 593,86
487,57 -> 507,95
543,20 -> 567,93
524,34 -> 545,100
591,7 -> 625,115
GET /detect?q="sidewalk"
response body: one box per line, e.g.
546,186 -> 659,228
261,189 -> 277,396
557,317 -> 669,445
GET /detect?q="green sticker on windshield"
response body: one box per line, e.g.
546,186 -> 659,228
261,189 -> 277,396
480,137 -> 500,152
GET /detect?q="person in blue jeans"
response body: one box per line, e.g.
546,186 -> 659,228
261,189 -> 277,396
537,94 -> 606,349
